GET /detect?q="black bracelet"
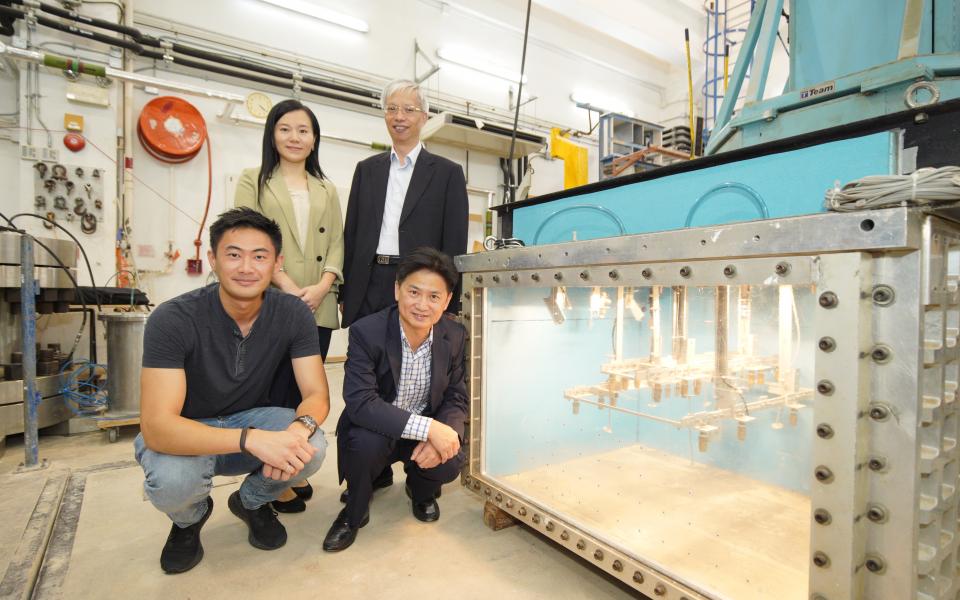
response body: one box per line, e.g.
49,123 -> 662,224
239,426 -> 255,457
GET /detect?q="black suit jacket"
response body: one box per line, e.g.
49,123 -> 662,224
336,306 -> 469,481
340,148 -> 469,327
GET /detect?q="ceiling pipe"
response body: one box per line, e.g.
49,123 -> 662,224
4,0 -> 381,102
0,40 -> 250,102
1,0 -> 581,148
0,4 -> 382,111
8,0 -> 581,139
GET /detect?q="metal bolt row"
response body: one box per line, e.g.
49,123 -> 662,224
499,493 -> 673,596
477,482 -> 695,595
468,261 -> 808,285
812,284 -> 895,582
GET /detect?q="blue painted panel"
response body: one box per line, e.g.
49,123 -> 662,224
934,0 -> 960,53
713,60 -> 960,153
514,132 -> 894,246
788,0 -> 933,91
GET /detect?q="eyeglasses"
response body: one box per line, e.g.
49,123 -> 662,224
384,104 -> 424,116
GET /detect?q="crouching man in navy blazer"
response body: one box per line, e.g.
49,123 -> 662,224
323,247 -> 467,552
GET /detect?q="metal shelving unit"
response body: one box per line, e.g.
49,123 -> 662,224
598,113 -> 665,180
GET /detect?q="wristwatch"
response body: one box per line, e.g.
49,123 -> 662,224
293,415 -> 319,437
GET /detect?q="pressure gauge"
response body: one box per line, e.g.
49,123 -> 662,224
245,92 -> 273,119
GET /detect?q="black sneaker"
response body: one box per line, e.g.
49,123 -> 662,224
228,490 -> 287,550
160,496 -> 213,574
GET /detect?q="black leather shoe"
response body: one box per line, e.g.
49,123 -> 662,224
291,482 -> 313,501
271,495 -> 306,513
322,508 -> 369,552
405,484 -> 440,523
339,468 -> 394,503
160,496 -> 213,574
228,490 -> 287,550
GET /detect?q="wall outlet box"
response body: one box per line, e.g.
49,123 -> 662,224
20,146 -> 59,161
186,259 -> 203,275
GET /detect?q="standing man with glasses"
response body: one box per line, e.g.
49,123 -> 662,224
340,79 -> 469,329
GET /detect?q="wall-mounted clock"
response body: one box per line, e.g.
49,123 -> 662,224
245,92 -> 273,119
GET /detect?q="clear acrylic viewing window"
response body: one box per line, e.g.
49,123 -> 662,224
482,283 -> 815,599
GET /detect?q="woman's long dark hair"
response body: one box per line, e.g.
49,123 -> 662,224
257,99 -> 326,200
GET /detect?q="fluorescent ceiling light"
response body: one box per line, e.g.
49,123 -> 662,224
258,0 -> 369,33
570,91 -> 634,117
437,46 -> 528,84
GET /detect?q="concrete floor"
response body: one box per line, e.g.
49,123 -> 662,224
0,364 -> 640,599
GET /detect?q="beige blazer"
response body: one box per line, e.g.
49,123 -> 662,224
234,167 -> 344,329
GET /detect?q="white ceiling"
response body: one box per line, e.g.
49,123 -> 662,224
532,0 -> 707,67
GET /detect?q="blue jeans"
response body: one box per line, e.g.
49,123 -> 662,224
134,406 -> 327,527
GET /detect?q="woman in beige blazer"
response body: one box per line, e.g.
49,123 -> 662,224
235,99 -> 343,512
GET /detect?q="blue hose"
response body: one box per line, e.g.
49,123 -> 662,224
59,359 -> 109,417
532,204 -> 627,245
684,182 -> 770,227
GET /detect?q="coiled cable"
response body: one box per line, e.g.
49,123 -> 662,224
59,359 -> 108,417
825,166 -> 960,212
483,236 -> 526,251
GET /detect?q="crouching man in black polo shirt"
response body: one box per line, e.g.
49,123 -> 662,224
135,208 -> 329,574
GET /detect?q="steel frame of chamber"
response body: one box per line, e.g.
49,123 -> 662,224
456,207 -> 960,600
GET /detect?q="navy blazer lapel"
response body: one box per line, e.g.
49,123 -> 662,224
429,321 -> 449,412
399,149 -> 436,225
370,153 -> 392,238
386,308 -> 402,392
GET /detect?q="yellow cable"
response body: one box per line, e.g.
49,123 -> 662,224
724,44 -> 730,94
685,28 -> 695,159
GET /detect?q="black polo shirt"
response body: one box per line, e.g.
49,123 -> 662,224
141,283 -> 319,419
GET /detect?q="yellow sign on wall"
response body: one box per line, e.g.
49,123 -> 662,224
64,113 -> 84,132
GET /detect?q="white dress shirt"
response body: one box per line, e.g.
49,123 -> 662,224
376,143 -> 423,255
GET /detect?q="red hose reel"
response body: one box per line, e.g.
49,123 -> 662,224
137,96 -> 212,274
137,96 -> 207,162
